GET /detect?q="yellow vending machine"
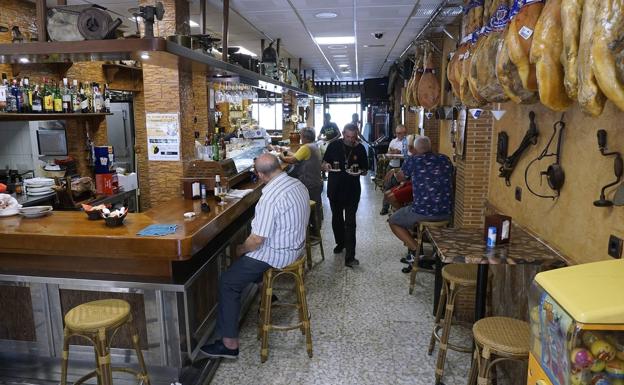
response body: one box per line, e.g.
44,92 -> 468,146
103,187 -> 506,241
528,259 -> 624,385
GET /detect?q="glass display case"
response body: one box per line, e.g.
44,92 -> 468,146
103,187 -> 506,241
528,259 -> 624,385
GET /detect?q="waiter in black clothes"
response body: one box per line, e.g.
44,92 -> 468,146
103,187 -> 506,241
322,123 -> 368,267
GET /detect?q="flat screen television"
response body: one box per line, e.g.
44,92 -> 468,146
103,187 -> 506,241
37,128 -> 68,156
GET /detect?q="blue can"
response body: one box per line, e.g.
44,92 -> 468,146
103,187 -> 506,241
487,226 -> 497,248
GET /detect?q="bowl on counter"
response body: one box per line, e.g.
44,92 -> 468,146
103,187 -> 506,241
104,213 -> 127,227
81,204 -> 110,221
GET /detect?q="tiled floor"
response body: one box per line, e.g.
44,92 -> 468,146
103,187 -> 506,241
211,177 -> 473,385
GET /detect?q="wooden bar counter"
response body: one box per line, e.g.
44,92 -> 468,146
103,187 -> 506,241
0,179 -> 262,281
0,178 -> 263,385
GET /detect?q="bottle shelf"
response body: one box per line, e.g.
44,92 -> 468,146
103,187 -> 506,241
0,112 -> 112,121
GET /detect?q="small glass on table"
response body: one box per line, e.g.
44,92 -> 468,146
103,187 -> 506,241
216,182 -> 229,206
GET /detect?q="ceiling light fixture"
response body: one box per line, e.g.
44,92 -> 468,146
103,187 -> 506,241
18,57 -> 29,63
332,54 -> 347,58
140,52 -> 150,60
315,12 -> 338,19
363,44 -> 385,48
327,45 -> 348,50
314,36 -> 355,45
189,20 -> 199,27
338,64 -> 349,68
232,46 -> 257,57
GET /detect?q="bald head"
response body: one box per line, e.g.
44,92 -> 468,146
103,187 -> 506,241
255,153 -> 281,181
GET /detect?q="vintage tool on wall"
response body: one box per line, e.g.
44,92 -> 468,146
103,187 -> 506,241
524,115 -> 566,200
496,132 -> 509,165
498,111 -> 539,186
593,130 -> 623,207
47,5 -> 122,41
132,2 -> 164,39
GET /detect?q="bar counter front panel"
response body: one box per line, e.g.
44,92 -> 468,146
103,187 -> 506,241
0,179 -> 261,384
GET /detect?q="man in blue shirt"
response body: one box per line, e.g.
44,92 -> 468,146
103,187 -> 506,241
387,136 -> 453,273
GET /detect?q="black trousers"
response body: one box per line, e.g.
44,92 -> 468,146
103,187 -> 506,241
217,256 -> 271,339
329,197 -> 360,260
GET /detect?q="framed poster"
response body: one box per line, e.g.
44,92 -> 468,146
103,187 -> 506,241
146,113 -> 180,161
454,107 -> 467,160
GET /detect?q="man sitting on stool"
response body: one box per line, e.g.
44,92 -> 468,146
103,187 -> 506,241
199,154 -> 310,359
380,125 -> 409,215
387,136 -> 453,274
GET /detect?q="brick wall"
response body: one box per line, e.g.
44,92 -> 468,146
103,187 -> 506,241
453,114 -> 493,228
423,115 -> 440,153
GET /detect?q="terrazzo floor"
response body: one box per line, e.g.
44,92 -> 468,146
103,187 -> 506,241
211,176 -> 473,385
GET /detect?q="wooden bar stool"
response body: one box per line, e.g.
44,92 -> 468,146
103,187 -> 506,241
467,317 -> 530,385
306,200 -> 325,270
257,256 -> 313,363
428,264 -> 477,384
60,299 -> 150,385
409,220 -> 449,294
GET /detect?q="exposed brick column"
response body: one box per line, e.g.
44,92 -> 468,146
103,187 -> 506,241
138,0 -> 192,207
423,115 -> 440,152
453,114 -> 493,228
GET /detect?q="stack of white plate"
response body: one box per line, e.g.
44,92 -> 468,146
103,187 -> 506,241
19,205 -> 53,218
24,178 -> 55,196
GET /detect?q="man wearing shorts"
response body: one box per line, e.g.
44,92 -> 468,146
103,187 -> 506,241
387,136 -> 453,273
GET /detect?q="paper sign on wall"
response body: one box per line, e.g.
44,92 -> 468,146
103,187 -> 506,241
146,113 -> 180,161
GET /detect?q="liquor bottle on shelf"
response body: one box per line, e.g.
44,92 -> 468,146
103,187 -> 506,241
0,73 -> 8,112
71,80 -> 81,113
81,81 -> 91,113
53,81 -> 63,113
103,83 -> 111,113
61,78 -> 71,113
7,79 -> 19,112
31,84 -> 43,113
212,131 -> 220,161
22,78 -> 32,113
92,83 -> 103,112
42,79 -> 53,113
219,137 -> 226,159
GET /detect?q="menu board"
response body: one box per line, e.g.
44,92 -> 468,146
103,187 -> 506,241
146,113 -> 180,161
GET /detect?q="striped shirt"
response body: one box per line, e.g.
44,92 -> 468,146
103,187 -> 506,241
248,172 -> 310,268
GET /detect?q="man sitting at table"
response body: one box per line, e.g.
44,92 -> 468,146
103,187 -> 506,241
387,136 -> 453,274
199,153 -> 310,359
379,125 -> 410,215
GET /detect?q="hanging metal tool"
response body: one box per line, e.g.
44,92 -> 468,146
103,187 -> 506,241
47,5 -> 122,41
499,111 -> 539,186
524,114 -> 566,200
594,130 -> 623,207
132,2 -> 164,39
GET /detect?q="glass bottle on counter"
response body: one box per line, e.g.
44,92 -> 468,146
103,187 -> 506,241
71,80 -> 81,113
61,78 -> 71,113
0,73 -> 7,112
42,79 -> 53,113
31,84 -> 42,113
214,174 -> 222,197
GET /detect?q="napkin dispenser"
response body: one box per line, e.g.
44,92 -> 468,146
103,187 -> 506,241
483,214 -> 512,245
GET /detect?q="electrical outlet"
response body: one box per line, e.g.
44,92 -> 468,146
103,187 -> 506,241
194,131 -> 200,139
515,186 -> 522,201
608,235 -> 623,258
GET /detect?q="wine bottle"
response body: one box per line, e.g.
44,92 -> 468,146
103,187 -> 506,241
7,79 -> 18,112
53,81 -> 63,113
22,77 -> 31,113
42,79 -> 51,113
103,83 -> 111,113
81,81 -> 91,113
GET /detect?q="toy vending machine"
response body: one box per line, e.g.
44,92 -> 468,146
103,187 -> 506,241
528,259 -> 624,385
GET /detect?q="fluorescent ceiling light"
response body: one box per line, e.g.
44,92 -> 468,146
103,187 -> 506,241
315,12 -> 338,19
327,45 -> 348,50
363,44 -> 385,48
314,36 -> 355,45
232,46 -> 257,57
189,20 -> 199,27
338,64 -> 349,68
332,54 -> 347,58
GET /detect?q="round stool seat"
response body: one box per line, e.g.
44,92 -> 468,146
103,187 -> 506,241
441,264 -> 478,287
65,299 -> 131,332
473,316 -> 530,356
